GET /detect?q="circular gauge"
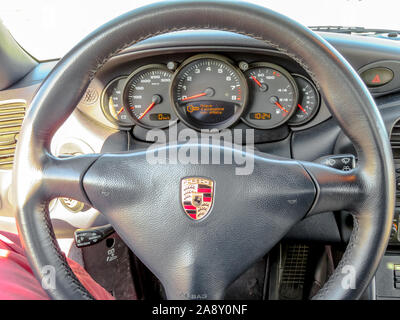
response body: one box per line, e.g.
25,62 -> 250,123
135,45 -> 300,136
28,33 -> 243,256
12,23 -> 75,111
242,63 -> 298,129
123,64 -> 176,129
171,54 -> 248,130
101,77 -> 133,127
288,74 -> 320,126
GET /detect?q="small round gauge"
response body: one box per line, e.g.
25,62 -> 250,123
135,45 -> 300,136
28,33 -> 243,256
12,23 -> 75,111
123,64 -> 176,129
288,74 -> 320,126
242,63 -> 298,129
101,77 -> 133,127
171,54 -> 248,130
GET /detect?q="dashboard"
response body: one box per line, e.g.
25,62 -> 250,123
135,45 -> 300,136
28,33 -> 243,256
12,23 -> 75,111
2,30 -> 400,243
100,53 -> 319,131
77,32 -> 335,145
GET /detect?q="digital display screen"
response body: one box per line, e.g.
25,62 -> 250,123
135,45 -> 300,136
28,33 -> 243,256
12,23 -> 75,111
184,101 -> 236,124
149,113 -> 171,121
249,112 -> 271,120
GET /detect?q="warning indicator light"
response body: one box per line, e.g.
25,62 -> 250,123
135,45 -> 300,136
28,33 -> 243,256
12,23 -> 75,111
360,67 -> 394,88
371,74 -> 381,84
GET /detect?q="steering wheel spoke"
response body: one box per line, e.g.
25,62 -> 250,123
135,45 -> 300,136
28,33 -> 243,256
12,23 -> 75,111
160,250 -> 239,300
42,153 -> 100,204
301,162 -> 363,215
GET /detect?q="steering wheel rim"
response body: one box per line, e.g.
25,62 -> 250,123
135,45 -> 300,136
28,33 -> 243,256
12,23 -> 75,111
12,0 -> 395,300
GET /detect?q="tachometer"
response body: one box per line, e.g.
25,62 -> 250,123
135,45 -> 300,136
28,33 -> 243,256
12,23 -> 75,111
123,64 -> 176,129
171,54 -> 248,130
242,63 -> 298,129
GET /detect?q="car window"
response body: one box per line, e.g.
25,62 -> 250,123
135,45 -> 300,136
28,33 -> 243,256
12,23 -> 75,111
1,0 -> 399,60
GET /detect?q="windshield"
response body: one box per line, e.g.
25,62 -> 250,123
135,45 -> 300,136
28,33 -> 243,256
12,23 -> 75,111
1,0 -> 399,60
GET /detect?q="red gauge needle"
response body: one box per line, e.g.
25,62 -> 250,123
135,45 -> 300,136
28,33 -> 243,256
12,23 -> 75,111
274,101 -> 288,113
297,104 -> 308,114
251,75 -> 262,88
138,95 -> 162,120
138,102 -> 156,119
117,107 -> 124,115
181,92 -> 207,101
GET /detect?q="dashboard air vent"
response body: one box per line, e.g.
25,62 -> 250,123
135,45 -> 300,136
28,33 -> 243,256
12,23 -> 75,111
0,101 -> 26,169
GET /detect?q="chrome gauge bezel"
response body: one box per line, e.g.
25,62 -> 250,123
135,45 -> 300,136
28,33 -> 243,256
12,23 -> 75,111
123,64 -> 177,130
170,54 -> 248,131
241,62 -> 299,130
288,74 -> 321,127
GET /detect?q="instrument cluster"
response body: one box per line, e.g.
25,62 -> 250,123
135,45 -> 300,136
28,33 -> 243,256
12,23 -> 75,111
101,54 -> 320,131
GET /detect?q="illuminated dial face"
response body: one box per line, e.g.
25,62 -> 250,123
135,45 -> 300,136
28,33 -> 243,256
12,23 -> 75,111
288,75 -> 320,126
101,77 -> 133,127
242,63 -> 298,129
171,55 -> 248,130
123,65 -> 177,129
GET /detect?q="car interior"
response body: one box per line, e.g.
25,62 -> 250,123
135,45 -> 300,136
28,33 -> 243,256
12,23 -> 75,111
1,0 -> 400,300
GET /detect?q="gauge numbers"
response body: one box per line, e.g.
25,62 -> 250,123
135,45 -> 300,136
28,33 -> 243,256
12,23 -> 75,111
171,54 -> 248,130
102,58 -> 319,131
288,74 -> 320,126
101,77 -> 133,127
242,63 -> 298,129
123,65 -> 176,129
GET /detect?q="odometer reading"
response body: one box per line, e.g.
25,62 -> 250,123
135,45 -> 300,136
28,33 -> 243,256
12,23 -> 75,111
242,63 -> 298,129
171,55 -> 248,130
249,112 -> 271,120
149,113 -> 171,121
123,64 -> 176,129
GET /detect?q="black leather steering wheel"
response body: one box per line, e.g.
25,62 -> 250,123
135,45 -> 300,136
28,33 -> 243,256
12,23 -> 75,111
12,1 -> 395,300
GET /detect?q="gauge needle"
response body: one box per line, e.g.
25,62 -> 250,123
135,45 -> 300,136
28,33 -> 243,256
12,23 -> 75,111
274,101 -> 289,113
138,95 -> 162,120
297,104 -> 308,114
117,107 -> 124,115
181,92 -> 208,101
138,102 -> 156,120
251,75 -> 268,92
251,75 -> 262,87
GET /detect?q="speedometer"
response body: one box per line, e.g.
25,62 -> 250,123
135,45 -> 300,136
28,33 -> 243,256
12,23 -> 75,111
171,54 -> 248,130
242,63 -> 298,129
123,64 -> 176,129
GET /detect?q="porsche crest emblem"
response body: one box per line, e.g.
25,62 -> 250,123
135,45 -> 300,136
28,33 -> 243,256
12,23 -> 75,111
181,177 -> 214,220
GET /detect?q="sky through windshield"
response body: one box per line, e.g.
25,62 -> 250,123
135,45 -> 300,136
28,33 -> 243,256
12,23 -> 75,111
1,0 -> 399,60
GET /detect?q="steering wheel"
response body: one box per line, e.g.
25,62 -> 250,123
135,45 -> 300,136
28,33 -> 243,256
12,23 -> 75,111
12,1 -> 395,300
